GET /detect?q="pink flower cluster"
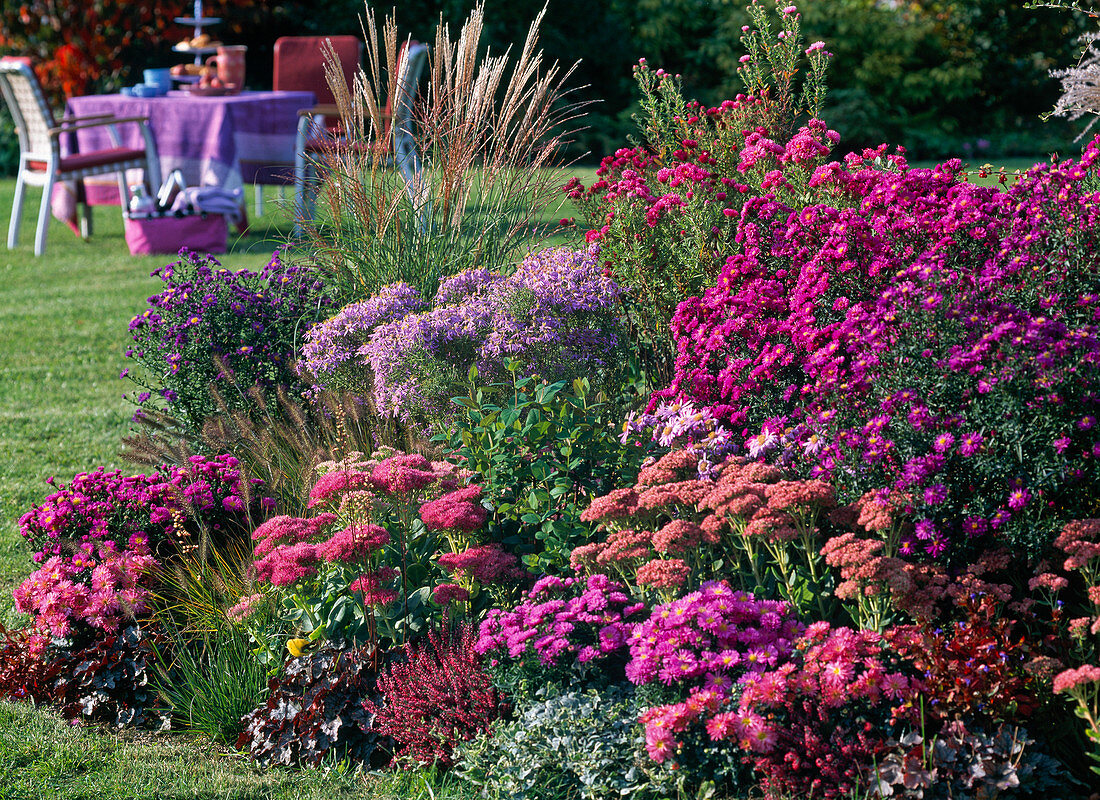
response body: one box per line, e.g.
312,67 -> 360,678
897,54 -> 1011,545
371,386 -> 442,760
626,581 -> 801,688
13,540 -> 156,639
19,455 -> 272,563
728,623 -> 921,798
659,138 -> 1100,558
420,485 -> 487,534
575,449 -> 838,591
436,544 -> 524,586
476,574 -> 646,667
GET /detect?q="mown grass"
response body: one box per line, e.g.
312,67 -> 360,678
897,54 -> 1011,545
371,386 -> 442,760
0,152 -> 1051,793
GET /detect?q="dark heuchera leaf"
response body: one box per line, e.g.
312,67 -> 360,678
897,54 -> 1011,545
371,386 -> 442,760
0,625 -> 57,703
47,624 -> 166,729
236,642 -> 391,768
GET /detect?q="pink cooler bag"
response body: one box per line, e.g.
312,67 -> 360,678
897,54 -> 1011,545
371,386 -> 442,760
124,213 -> 228,255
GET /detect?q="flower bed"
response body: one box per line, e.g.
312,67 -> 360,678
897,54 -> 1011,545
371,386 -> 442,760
5,2 -> 1100,798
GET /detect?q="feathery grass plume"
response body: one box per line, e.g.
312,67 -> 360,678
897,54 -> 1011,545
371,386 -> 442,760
1051,32 -> 1100,139
296,1 -> 586,304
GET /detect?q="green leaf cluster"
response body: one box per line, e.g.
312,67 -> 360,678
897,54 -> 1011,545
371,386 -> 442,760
436,363 -> 656,574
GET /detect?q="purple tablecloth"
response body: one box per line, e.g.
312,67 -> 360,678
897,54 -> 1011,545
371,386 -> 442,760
60,89 -> 314,207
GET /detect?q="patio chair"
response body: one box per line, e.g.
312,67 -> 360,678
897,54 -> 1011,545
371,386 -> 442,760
247,35 -> 364,216
293,40 -> 429,235
0,58 -> 161,256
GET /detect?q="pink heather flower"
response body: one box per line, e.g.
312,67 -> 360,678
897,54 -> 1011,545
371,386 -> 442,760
419,485 -> 487,532
319,523 -> 390,563
806,41 -> 825,52
636,558 -> 692,589
432,583 -> 471,605
307,470 -> 371,508
1053,664 -> 1100,694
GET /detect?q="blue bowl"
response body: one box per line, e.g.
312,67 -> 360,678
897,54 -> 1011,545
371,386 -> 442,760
132,84 -> 163,98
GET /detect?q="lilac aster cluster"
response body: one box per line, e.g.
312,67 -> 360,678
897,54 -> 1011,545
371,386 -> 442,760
298,281 -> 427,394
625,581 -> 802,689
124,249 -> 331,431
620,399 -> 739,480
476,574 -> 647,668
352,246 -> 624,424
659,137 -> 1100,558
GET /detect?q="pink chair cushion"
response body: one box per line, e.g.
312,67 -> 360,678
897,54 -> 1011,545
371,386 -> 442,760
27,147 -> 147,173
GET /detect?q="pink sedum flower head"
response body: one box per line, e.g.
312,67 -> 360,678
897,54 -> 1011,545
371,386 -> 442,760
420,485 -> 487,533
307,470 -> 372,508
432,583 -> 471,605
370,453 -> 437,494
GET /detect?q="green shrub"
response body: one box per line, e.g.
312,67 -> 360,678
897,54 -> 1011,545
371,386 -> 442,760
435,365 -> 655,573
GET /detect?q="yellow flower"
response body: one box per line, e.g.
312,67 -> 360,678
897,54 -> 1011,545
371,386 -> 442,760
286,638 -> 310,657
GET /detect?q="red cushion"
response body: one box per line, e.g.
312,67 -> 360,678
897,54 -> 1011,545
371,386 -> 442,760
27,147 -> 147,173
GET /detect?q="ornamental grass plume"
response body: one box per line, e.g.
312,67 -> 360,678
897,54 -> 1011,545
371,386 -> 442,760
299,2 -> 584,305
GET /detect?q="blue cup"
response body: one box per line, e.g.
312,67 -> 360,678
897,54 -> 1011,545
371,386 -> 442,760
143,69 -> 173,94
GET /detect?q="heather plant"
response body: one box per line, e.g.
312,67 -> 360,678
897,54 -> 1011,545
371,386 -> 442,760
365,622 -> 507,768
123,250 -> 332,442
236,641 -> 390,768
299,4 -> 582,305
304,246 -> 628,429
661,138 -> 1100,562
437,366 -> 655,573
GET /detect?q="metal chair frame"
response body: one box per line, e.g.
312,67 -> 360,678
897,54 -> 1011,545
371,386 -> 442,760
292,41 -> 429,235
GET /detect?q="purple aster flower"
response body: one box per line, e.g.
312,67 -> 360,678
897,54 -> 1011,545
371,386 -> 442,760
958,432 -> 984,456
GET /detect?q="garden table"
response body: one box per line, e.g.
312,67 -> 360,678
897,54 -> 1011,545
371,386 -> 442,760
51,89 -> 314,226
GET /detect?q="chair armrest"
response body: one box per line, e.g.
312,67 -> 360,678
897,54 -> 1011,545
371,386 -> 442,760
57,112 -> 115,124
298,104 -> 342,117
48,115 -> 151,135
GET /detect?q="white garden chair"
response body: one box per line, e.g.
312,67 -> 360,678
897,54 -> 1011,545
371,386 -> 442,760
0,58 -> 161,256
